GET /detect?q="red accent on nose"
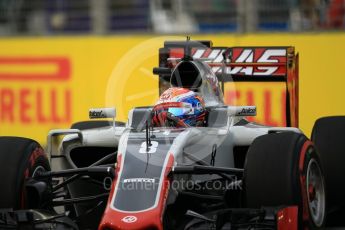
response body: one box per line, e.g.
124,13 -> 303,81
98,154 -> 175,230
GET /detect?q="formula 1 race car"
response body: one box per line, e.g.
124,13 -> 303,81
1,39 -> 345,230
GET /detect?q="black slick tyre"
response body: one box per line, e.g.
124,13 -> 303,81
244,132 -> 326,228
311,116 -> 345,225
0,137 -> 50,209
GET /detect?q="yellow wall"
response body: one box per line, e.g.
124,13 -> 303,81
0,34 -> 344,144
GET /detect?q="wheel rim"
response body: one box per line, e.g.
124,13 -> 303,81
306,158 -> 325,227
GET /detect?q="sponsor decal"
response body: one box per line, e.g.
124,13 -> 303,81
169,48 -> 287,76
0,56 -> 72,124
123,178 -> 156,183
121,215 -> 137,223
89,110 -> 105,118
89,108 -> 116,119
0,57 -> 70,81
237,107 -> 256,116
0,88 -> 71,124
222,48 -> 286,76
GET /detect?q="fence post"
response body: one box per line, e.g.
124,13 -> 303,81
90,0 -> 108,34
246,0 -> 258,32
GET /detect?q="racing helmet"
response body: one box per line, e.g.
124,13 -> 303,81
152,87 -> 206,127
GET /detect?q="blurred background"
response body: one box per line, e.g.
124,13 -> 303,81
0,0 -> 345,144
0,0 -> 344,35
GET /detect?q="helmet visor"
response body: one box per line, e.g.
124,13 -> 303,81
168,107 -> 194,117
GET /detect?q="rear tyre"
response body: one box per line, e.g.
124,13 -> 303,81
71,120 -> 125,130
311,116 -> 345,225
0,137 -> 50,209
244,132 -> 326,228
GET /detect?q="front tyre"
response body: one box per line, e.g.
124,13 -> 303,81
244,132 -> 326,228
0,137 -> 50,209
312,116 -> 345,225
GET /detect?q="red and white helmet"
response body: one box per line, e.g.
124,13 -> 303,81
152,87 -> 206,127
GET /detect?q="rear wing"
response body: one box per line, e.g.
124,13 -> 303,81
153,41 -> 299,127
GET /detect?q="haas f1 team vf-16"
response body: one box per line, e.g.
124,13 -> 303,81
0,39 -> 344,230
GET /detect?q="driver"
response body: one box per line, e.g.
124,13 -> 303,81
152,87 -> 206,127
